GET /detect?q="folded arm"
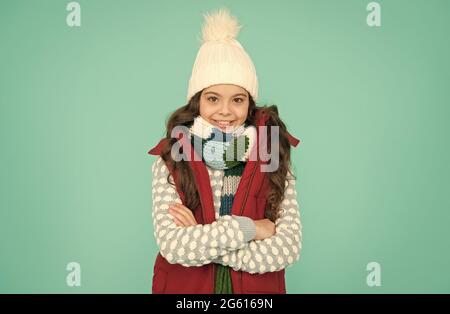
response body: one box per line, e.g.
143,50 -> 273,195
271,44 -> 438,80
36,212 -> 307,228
151,157 -> 256,267
211,172 -> 302,274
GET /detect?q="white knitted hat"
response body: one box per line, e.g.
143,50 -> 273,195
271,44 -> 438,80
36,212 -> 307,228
186,8 -> 259,103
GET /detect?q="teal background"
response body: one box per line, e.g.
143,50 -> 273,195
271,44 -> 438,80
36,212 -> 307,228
1,0 -> 449,293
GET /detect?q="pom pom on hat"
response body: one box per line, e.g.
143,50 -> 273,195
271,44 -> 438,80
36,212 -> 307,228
201,8 -> 242,43
187,7 -> 259,102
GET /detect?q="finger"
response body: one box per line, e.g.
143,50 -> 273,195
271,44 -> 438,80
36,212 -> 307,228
171,206 -> 196,226
173,216 -> 185,227
171,204 -> 197,225
170,204 -> 195,223
168,207 -> 191,226
181,205 -> 198,224
176,204 -> 198,224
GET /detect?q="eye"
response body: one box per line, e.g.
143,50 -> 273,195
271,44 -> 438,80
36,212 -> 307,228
234,98 -> 244,103
207,96 -> 219,103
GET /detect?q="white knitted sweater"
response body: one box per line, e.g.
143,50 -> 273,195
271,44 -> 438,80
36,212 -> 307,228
151,156 -> 302,274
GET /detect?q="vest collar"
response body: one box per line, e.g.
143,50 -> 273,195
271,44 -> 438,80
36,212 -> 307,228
146,109 -> 301,224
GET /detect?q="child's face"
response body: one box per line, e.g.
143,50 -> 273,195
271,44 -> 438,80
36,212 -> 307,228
199,84 -> 250,132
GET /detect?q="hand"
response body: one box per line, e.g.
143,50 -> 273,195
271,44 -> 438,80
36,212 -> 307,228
253,219 -> 275,240
168,203 -> 198,227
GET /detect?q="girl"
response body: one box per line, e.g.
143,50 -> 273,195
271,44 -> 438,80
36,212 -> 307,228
148,8 -> 302,294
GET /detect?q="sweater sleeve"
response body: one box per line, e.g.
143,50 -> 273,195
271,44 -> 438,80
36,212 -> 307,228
211,171 -> 302,274
151,156 -> 255,267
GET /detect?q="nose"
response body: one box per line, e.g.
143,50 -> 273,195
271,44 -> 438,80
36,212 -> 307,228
218,102 -> 232,116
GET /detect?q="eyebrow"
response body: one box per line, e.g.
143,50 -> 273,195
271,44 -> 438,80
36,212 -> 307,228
204,91 -> 248,97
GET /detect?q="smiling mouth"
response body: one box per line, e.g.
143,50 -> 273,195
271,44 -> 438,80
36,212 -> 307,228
213,120 -> 235,128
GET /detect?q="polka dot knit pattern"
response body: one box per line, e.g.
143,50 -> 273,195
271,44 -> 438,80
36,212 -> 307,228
151,157 -> 303,275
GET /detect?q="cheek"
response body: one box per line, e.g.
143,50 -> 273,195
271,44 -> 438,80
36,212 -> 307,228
236,104 -> 249,121
199,101 -> 212,117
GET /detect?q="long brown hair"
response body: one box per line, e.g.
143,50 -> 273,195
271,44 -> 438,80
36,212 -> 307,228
160,89 -> 296,222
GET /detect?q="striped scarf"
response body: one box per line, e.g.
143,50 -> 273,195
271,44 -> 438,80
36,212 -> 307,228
188,115 -> 256,294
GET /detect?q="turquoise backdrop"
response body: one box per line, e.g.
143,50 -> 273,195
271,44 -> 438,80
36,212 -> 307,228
1,0 -> 449,293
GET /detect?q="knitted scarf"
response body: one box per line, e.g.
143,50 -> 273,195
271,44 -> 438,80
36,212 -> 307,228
188,115 -> 257,294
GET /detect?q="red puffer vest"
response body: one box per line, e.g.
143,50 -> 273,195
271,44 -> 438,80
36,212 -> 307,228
147,109 -> 300,294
